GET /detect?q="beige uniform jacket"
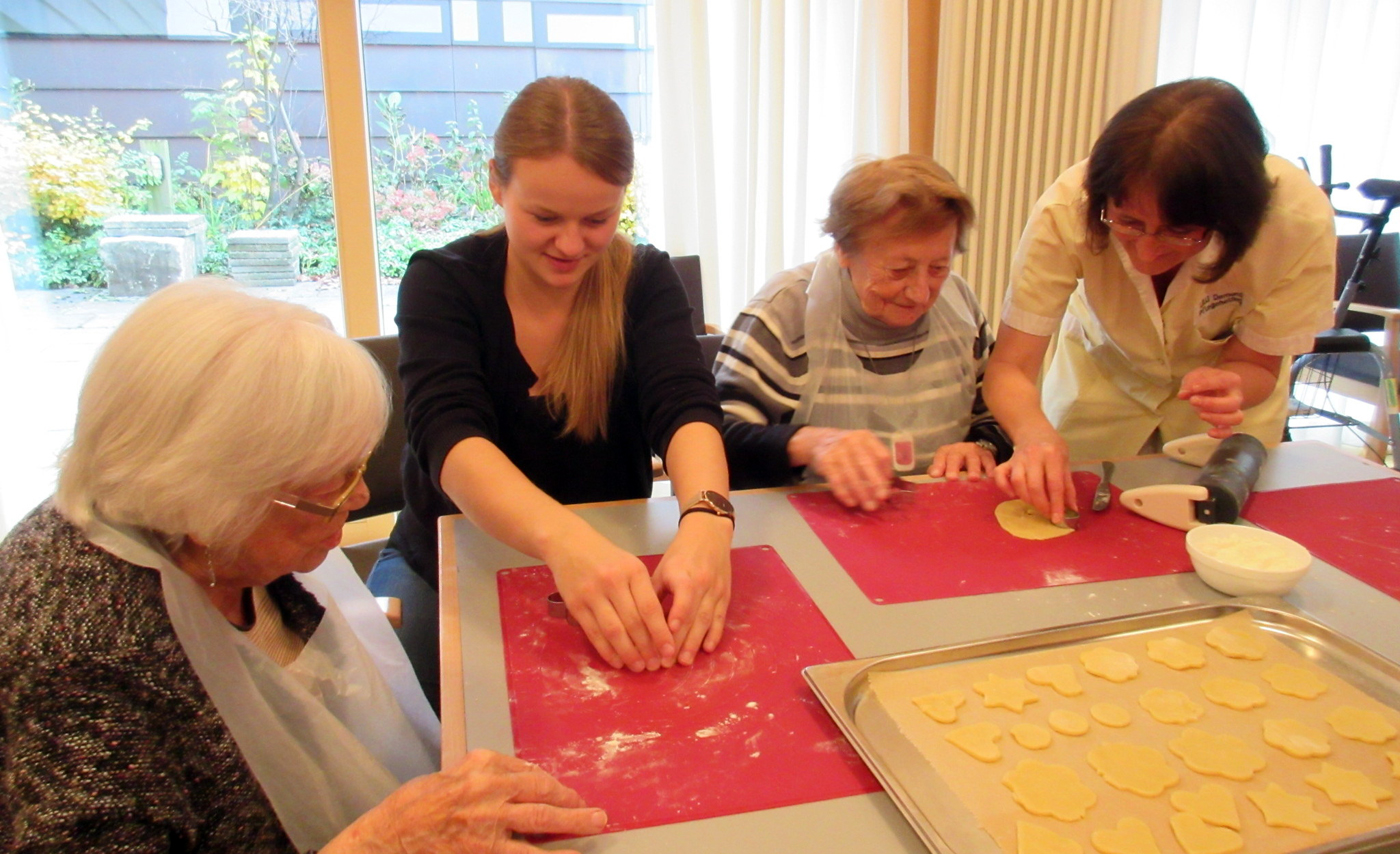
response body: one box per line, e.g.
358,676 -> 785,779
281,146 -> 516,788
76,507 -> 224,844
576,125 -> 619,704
1002,156 -> 1335,460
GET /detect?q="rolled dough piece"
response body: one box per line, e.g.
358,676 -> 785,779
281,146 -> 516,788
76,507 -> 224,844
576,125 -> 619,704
1049,709 -> 1091,737
996,499 -> 1074,540
1170,783 -> 1241,830
1168,812 -> 1243,854
1246,782 -> 1332,832
1305,762 -> 1393,809
1090,816 -> 1162,854
1002,759 -> 1098,821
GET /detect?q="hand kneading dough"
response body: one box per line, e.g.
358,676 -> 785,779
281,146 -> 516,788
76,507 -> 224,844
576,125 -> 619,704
996,499 -> 1074,540
1090,816 -> 1162,854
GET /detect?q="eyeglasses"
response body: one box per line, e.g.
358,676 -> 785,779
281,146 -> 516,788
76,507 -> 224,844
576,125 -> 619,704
1099,211 -> 1208,248
271,461 -> 368,519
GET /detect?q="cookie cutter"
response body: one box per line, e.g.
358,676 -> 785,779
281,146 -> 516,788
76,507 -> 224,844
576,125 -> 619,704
546,591 -> 579,627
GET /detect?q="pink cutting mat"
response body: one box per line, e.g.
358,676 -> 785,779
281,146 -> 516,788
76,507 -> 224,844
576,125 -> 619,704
788,471 -> 1192,604
1244,477 -> 1400,598
496,545 -> 879,834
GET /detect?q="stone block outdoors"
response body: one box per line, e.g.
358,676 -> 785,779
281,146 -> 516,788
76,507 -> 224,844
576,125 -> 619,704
99,214 -> 208,297
228,229 -> 302,288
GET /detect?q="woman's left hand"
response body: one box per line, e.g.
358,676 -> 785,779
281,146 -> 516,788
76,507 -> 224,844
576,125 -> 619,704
927,442 -> 997,481
652,512 -> 733,666
1178,366 -> 1245,438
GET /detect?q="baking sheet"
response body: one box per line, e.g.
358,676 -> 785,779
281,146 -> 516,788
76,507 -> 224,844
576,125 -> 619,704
805,601 -> 1400,854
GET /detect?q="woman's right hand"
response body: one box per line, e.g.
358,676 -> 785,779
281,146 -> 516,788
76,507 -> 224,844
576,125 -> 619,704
328,750 -> 606,854
992,428 -> 1077,525
804,427 -> 895,511
543,523 -> 676,672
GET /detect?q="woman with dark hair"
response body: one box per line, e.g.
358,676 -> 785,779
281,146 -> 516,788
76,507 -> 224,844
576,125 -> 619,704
984,78 -> 1335,523
369,77 -> 732,709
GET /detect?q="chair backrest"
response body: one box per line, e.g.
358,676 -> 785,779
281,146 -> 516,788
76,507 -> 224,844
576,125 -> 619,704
671,254 -> 706,335
1338,231 -> 1400,331
698,332 -> 724,372
349,334 -> 406,521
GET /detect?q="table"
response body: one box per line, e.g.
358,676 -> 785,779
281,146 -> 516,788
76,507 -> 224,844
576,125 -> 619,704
438,441 -> 1400,852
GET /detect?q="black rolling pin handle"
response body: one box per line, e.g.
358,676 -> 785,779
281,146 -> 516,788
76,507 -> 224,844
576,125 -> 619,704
1193,434 -> 1267,526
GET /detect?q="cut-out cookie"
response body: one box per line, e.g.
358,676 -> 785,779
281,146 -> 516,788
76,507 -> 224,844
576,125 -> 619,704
1012,723 -> 1054,750
1262,718 -> 1331,758
946,721 -> 1002,762
1168,812 -> 1243,854
1146,636 -> 1205,670
996,499 -> 1075,540
1305,762 -> 1394,809
1327,705 -> 1399,744
913,689 -> 965,724
1170,783 -> 1241,830
1200,677 -> 1266,711
1090,816 -> 1160,854
1204,625 -> 1267,660
1027,663 -> 1084,697
1018,820 -> 1084,854
975,673 -> 1041,713
1090,703 -> 1132,728
1261,663 -> 1328,700
1138,688 -> 1204,724
1246,782 -> 1332,832
1087,742 -> 1178,796
1081,647 -> 1139,682
1003,759 -> 1097,821
1168,728 -> 1267,781
1049,709 -> 1091,737
1387,751 -> 1400,779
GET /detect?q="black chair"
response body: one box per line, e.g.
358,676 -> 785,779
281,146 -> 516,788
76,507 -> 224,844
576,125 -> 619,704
344,334 -> 405,580
1326,231 -> 1399,386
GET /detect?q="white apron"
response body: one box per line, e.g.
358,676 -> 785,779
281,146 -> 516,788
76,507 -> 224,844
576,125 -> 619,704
84,519 -> 440,852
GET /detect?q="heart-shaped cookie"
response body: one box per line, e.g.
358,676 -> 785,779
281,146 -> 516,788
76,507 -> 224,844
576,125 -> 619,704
1170,783 -> 1240,830
1090,816 -> 1160,854
1017,820 -> 1082,854
1168,812 -> 1243,854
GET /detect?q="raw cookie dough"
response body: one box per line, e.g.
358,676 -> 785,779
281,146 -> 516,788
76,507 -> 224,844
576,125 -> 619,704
1200,677 -> 1267,711
1081,647 -> 1139,682
1263,718 -> 1331,758
1145,636 -> 1206,670
1204,625 -> 1267,660
1090,816 -> 1161,854
975,674 -> 1041,713
1091,703 -> 1133,728
1027,663 -> 1084,697
1246,782 -> 1333,832
1018,820 -> 1084,854
1087,742 -> 1179,796
946,721 -> 1003,762
1168,728 -> 1267,781
1305,762 -> 1394,809
913,689 -> 966,724
1003,759 -> 1098,821
1048,709 -> 1091,737
1327,705 -> 1399,744
1170,783 -> 1241,830
1138,688 -> 1205,724
1261,663 -> 1328,700
1387,751 -> 1400,779
996,499 -> 1075,540
1012,723 -> 1055,750
1168,812 -> 1244,854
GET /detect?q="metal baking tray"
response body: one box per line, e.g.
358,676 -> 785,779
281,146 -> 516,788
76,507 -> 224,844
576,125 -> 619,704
804,599 -> 1400,854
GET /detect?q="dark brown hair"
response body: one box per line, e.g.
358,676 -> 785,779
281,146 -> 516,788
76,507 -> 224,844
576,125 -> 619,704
1085,78 -> 1271,283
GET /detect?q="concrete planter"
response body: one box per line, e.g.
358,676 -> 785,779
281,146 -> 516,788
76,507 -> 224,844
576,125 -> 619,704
228,229 -> 302,288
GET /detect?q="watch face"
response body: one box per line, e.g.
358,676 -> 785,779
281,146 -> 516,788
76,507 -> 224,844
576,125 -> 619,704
701,490 -> 734,515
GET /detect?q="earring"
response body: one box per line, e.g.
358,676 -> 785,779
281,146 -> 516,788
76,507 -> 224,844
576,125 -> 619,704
205,552 -> 217,588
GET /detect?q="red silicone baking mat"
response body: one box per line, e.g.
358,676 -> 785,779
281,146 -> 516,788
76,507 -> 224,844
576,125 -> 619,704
788,471 -> 1192,604
496,545 -> 879,833
1244,477 -> 1400,598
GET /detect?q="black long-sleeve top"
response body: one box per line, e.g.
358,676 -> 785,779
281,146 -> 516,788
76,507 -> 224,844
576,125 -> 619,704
387,230 -> 723,586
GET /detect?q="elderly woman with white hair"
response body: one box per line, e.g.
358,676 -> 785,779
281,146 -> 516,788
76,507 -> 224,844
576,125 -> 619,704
0,281 -> 606,853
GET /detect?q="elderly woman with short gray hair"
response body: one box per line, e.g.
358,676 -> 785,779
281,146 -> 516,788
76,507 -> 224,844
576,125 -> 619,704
0,280 -> 605,853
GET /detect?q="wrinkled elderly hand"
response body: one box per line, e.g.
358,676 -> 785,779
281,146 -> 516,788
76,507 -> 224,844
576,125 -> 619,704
544,526 -> 675,673
327,750 -> 606,854
1178,366 -> 1245,438
807,428 -> 895,511
654,512 -> 733,666
993,429 -> 1077,525
927,442 -> 997,481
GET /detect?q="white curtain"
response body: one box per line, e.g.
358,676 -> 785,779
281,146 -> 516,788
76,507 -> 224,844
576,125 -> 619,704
655,0 -> 909,331
1158,0 -> 1400,226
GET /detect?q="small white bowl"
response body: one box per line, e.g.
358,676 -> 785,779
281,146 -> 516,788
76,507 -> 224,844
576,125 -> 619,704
1186,524 -> 1313,597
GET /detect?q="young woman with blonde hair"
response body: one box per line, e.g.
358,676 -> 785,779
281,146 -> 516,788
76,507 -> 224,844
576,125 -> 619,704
371,77 -> 733,707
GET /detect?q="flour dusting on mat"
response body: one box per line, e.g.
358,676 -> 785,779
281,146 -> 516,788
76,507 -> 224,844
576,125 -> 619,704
598,730 -> 661,765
